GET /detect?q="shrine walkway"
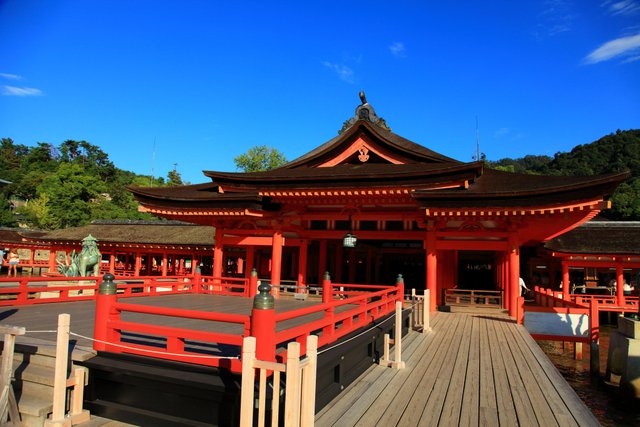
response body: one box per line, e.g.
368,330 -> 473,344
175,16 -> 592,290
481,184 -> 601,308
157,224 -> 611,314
315,311 -> 600,427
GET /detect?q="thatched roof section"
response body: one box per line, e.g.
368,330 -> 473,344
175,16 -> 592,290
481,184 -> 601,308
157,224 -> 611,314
545,221 -> 640,255
30,220 -> 216,247
0,228 -> 47,246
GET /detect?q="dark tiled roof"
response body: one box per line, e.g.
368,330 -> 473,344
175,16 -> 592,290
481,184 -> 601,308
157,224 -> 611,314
545,221 -> 640,255
273,120 -> 460,169
31,221 -> 216,246
202,162 -> 483,189
413,169 -> 628,208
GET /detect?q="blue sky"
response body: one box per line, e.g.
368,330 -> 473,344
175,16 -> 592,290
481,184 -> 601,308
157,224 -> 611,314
1,1 -> 639,184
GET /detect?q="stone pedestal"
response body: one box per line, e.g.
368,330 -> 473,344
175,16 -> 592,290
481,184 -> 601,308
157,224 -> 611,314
606,316 -> 640,399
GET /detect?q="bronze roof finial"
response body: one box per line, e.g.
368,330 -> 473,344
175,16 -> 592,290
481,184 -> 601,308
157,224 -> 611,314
359,90 -> 367,105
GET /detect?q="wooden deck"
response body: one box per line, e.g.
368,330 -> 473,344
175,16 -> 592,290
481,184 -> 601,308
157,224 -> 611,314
316,311 -> 601,427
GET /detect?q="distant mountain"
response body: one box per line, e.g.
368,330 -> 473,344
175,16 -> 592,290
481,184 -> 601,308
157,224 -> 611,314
488,129 -> 640,220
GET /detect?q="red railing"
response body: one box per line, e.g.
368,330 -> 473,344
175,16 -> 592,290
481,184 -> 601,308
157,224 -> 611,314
92,274 -> 404,373
98,301 -> 251,372
0,275 -> 200,306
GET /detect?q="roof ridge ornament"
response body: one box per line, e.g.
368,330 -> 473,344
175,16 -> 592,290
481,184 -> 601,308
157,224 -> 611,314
338,91 -> 391,134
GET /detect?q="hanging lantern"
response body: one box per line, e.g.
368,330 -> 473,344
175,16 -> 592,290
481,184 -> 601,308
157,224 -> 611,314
343,232 -> 357,248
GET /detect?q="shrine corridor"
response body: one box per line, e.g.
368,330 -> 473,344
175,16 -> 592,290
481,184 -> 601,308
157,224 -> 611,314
315,311 -> 600,427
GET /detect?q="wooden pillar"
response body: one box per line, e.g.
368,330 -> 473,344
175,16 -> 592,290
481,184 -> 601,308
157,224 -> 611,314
271,229 -> 283,298
190,253 -> 197,275
335,244 -> 344,283
161,252 -> 168,276
562,261 -> 569,300
366,248 -> 373,283
298,240 -> 308,289
134,252 -> 141,276
245,246 -> 255,278
213,228 -> 224,279
48,248 -> 57,273
318,240 -> 327,284
616,261 -> 624,306
508,234 -> 519,318
348,250 -> 356,284
109,253 -> 116,274
426,231 -> 437,311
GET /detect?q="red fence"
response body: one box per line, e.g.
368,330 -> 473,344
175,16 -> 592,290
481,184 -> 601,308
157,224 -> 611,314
0,274 -> 251,306
92,274 -> 404,373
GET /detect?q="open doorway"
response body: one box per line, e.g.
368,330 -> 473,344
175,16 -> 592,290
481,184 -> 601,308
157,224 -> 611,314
457,251 -> 496,290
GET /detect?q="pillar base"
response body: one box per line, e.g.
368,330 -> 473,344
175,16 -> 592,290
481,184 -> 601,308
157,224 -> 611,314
606,316 -> 640,399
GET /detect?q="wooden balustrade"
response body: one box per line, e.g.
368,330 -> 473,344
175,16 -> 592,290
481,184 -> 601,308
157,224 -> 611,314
444,289 -> 503,307
239,335 -> 318,427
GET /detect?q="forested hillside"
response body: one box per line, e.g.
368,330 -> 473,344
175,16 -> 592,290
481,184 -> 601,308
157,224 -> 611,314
487,129 -> 640,220
0,138 -> 184,229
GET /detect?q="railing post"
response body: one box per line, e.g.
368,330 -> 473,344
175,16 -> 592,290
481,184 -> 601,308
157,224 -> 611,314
17,277 -> 29,304
248,268 -> 258,298
589,298 -> 600,375
192,266 -> 202,294
284,342 -> 301,427
46,313 -> 72,427
250,282 -> 276,363
517,296 -> 525,325
396,274 -> 405,303
239,336 -> 257,427
423,289 -> 431,333
94,273 -> 117,352
300,335 -> 318,427
322,271 -> 332,303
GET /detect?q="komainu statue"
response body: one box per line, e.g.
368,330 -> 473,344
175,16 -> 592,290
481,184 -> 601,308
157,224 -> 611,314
58,234 -> 102,277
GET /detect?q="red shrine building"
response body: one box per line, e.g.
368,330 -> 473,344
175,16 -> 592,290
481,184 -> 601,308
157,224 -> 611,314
129,95 -> 627,317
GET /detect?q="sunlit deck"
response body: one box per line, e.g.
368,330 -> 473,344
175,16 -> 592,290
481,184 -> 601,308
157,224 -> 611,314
316,311 -> 600,427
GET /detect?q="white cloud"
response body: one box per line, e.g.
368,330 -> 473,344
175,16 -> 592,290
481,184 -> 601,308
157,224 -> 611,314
602,0 -> 640,16
322,61 -> 354,84
494,128 -> 511,138
389,42 -> 406,58
584,32 -> 640,63
533,0 -> 574,39
0,73 -> 22,80
2,85 -> 43,96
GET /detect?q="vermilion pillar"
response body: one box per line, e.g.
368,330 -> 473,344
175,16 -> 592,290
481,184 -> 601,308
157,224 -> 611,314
562,261 -> 569,300
616,261 -> 624,306
298,240 -> 308,289
245,246 -> 255,278
508,234 -> 519,318
318,240 -> 327,284
109,253 -> 116,274
271,230 -> 283,298
426,231 -> 437,311
213,228 -> 224,279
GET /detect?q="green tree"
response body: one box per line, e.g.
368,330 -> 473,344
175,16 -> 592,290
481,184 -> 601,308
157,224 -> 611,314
0,193 -> 16,227
234,145 -> 287,172
167,169 -> 184,186
32,163 -> 109,229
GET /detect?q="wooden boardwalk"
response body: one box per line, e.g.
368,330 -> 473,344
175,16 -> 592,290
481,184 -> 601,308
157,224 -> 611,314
316,311 -> 601,427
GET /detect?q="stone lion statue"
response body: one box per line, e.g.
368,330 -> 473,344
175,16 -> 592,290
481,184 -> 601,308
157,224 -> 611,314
58,234 -> 102,277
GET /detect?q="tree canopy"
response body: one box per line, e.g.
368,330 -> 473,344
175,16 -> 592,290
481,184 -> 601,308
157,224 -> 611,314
0,138 -> 179,229
233,145 -> 288,172
487,129 -> 640,220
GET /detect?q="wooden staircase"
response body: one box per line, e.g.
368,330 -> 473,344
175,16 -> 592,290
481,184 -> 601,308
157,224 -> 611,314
5,336 -> 95,427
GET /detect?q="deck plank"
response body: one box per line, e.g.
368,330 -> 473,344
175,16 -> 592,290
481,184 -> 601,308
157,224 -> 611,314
394,314 -> 467,426
477,316 -> 498,427
358,314 -> 462,426
459,315 -> 481,427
